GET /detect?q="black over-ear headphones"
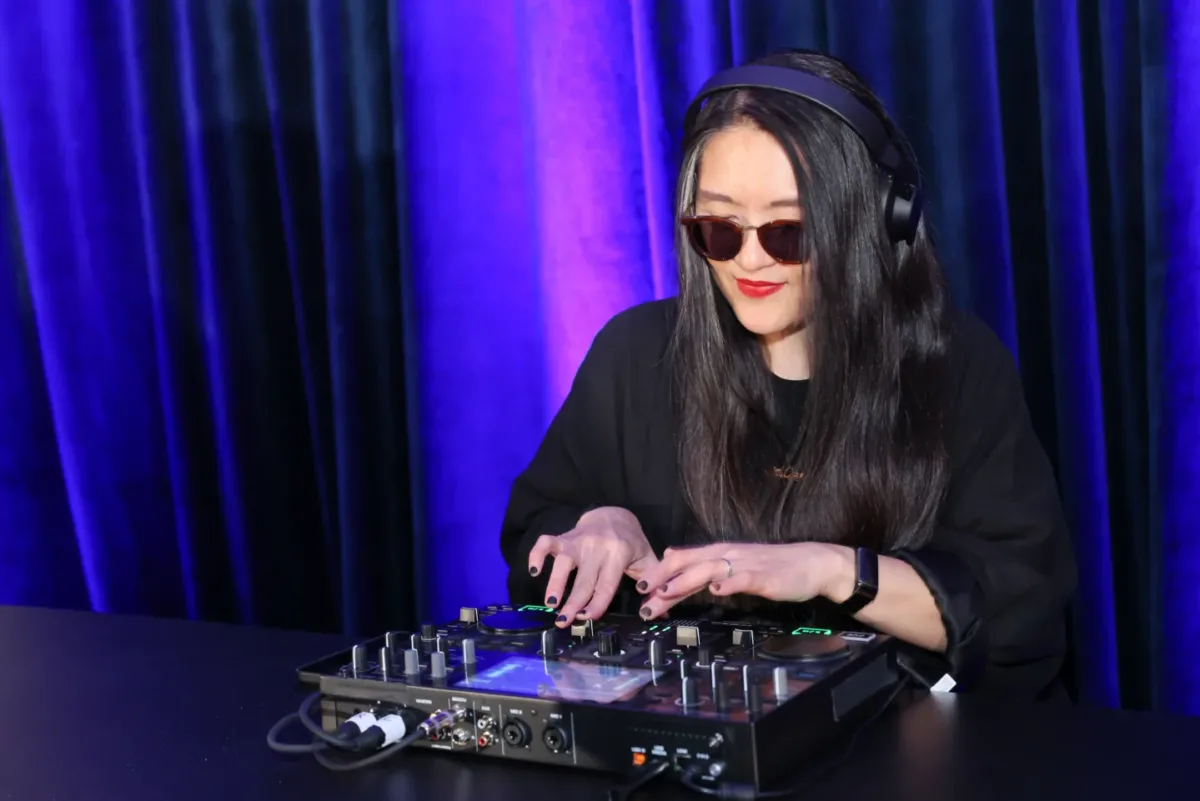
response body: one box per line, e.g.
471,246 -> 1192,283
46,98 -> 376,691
683,65 -> 923,246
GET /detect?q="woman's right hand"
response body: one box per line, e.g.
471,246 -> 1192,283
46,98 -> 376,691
527,506 -> 657,627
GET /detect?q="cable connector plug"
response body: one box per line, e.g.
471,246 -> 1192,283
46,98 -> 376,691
335,710 -> 378,743
417,707 -> 467,738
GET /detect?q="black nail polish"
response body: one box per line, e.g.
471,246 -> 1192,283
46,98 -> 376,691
529,566 -> 538,576
639,606 -> 652,619
556,614 -> 567,622
547,596 -> 557,605
636,580 -> 648,592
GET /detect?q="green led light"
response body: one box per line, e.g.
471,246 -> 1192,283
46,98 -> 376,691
790,626 -> 833,636
519,604 -> 554,613
647,625 -> 659,631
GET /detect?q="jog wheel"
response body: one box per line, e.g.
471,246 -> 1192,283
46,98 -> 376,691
757,634 -> 850,663
478,609 -> 557,635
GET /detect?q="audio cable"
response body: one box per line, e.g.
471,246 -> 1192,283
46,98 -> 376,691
266,691 -> 463,772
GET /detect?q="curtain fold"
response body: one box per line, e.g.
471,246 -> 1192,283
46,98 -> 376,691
0,0 -> 1194,713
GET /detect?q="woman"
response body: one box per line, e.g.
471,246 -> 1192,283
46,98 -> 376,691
499,49 -> 1076,699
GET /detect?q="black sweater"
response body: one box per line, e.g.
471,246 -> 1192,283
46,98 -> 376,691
500,298 -> 1077,698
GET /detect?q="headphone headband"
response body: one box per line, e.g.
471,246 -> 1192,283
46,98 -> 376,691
683,65 -> 916,185
683,64 -> 923,244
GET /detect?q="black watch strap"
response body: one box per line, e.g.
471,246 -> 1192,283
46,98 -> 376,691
839,547 -> 879,615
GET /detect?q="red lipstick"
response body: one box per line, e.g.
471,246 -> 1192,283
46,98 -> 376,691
735,279 -> 785,299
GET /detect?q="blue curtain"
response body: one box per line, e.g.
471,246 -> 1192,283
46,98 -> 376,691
0,0 -> 1194,715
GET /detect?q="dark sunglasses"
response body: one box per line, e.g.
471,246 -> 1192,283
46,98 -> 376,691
680,216 -> 806,264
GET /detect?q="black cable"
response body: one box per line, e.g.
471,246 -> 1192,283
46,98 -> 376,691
266,711 -> 328,754
680,674 -> 913,799
606,758 -> 673,801
266,691 -> 432,771
311,728 -> 426,772
295,691 -> 358,748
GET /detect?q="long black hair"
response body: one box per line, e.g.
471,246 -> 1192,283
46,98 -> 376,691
669,49 -> 951,557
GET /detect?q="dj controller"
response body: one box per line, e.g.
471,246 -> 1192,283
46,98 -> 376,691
279,603 -> 908,796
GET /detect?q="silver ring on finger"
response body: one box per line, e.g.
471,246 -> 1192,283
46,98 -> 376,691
722,557 -> 733,579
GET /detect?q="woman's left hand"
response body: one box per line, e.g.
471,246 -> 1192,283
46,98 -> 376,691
634,541 -> 843,619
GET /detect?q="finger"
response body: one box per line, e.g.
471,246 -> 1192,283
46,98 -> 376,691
708,570 -> 756,596
557,557 -> 601,626
638,559 -> 728,620
637,544 -> 722,593
580,557 -> 626,620
638,588 -> 694,621
528,534 -> 562,578
657,559 -> 729,600
626,552 -> 661,582
543,549 -> 577,609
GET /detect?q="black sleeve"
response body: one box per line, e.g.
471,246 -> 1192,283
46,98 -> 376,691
892,319 -> 1078,697
499,312 -> 630,606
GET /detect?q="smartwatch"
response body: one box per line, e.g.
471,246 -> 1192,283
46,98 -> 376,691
839,547 -> 879,615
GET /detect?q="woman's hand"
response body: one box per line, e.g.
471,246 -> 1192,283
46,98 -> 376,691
527,507 -> 658,627
633,541 -> 842,619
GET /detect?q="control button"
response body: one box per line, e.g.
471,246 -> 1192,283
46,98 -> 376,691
384,631 -> 402,650
732,628 -> 755,647
462,638 -> 477,665
570,619 -> 595,639
696,645 -> 712,667
840,631 -> 876,643
420,622 -> 437,640
598,630 -> 619,657
540,629 -> 558,658
460,607 -> 479,624
676,625 -> 701,648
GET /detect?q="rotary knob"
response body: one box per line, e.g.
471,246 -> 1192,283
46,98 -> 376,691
420,622 -> 437,640
403,648 -> 421,676
714,680 -> 729,712
379,646 -> 394,678
351,644 -> 368,676
681,676 -> 698,707
598,629 -> 619,657
649,638 -> 666,668
773,667 -> 790,701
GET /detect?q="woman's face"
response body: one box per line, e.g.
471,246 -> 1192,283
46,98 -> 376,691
693,124 -> 811,342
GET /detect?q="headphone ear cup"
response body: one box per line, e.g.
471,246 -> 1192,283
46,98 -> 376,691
878,171 -> 921,245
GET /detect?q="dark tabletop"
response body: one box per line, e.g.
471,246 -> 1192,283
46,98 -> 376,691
0,605 -> 1195,801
